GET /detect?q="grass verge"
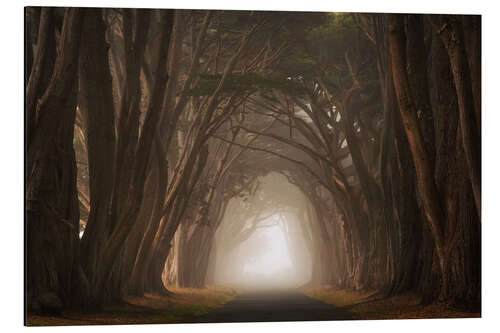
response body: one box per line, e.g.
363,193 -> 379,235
301,285 -> 480,320
26,285 -> 237,326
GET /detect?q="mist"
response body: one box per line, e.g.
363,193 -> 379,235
25,7 -> 481,324
213,172 -> 313,290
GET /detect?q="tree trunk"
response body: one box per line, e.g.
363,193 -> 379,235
26,8 -> 56,150
78,8 -> 116,288
429,14 -> 481,219
388,14 -> 449,298
26,8 -> 84,313
93,10 -> 174,301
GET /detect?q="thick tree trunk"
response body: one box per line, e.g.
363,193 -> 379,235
78,8 -> 116,288
406,14 -> 436,168
93,10 -> 174,301
26,8 -> 84,313
429,14 -> 481,219
26,8 -> 56,150
388,14 -> 449,298
25,7 -> 40,80
128,144 -> 169,295
109,9 -> 151,231
388,95 -> 427,297
429,28 -> 481,309
128,11 -> 184,295
462,15 -> 481,132
147,146 -> 209,293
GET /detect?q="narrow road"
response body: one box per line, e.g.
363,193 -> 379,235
196,289 -> 353,323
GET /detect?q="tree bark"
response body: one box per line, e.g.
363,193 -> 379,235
26,8 -> 56,150
26,8 -> 84,312
388,14 -> 449,298
78,8 -> 116,288
428,14 -> 481,219
93,10 -> 174,301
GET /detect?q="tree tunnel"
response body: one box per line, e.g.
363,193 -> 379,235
162,149 -> 352,292
25,7 -> 481,317
212,172 -> 313,289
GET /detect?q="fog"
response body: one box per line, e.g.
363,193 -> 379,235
213,173 -> 313,290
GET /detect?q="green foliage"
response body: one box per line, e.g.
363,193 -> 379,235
184,72 -> 308,97
274,12 -> 362,82
309,13 -> 357,41
278,55 -> 318,78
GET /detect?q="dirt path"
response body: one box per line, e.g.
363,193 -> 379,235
196,288 -> 353,323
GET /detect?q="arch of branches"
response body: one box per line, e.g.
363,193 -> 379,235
25,7 -> 480,313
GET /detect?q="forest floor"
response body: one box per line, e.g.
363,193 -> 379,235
301,285 -> 481,320
26,285 -> 481,326
26,286 -> 237,326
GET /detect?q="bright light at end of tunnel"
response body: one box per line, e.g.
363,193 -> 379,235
224,213 -> 312,290
213,173 -> 314,290
242,224 -> 293,276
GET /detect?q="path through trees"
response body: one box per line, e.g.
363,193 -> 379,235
25,8 -> 481,316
